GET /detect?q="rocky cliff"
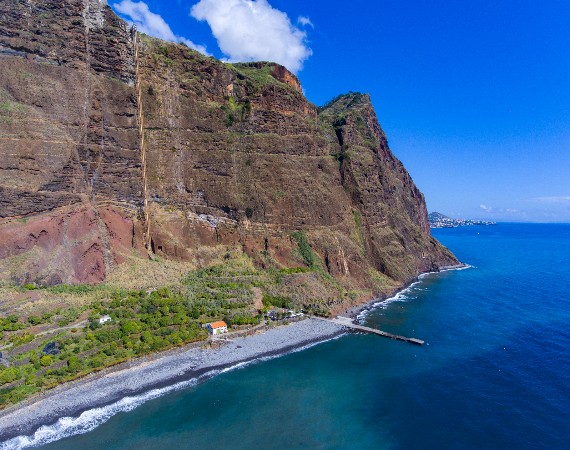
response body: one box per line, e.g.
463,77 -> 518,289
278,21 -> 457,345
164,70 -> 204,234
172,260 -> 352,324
0,0 -> 457,299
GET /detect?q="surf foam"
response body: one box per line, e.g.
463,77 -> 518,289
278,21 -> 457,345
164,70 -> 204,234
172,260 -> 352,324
1,332 -> 344,449
357,264 -> 473,322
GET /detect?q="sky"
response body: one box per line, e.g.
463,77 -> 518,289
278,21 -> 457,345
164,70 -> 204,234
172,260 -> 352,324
111,0 -> 570,223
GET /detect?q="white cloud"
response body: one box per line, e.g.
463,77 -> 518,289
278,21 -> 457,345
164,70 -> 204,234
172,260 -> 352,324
298,16 -> 314,28
112,0 -> 209,55
531,196 -> 570,204
479,204 -> 527,217
190,0 -> 312,74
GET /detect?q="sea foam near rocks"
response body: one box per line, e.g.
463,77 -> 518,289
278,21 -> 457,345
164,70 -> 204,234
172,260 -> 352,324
357,265 -> 473,322
0,319 -> 343,449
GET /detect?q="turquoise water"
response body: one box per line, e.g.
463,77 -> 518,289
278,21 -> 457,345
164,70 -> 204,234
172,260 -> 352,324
35,224 -> 570,448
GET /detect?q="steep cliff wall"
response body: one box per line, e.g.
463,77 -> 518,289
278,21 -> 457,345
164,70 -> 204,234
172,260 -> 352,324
0,0 -> 144,283
319,93 -> 453,281
0,0 -> 457,296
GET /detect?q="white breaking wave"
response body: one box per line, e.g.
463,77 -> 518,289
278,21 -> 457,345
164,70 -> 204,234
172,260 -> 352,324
357,264 -> 474,322
256,333 -> 345,362
0,334 -> 343,450
0,377 -> 198,450
356,281 -> 422,321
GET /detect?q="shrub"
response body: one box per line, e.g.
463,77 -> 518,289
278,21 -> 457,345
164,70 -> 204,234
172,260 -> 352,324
0,317 -> 27,332
27,316 -> 42,326
67,356 -> 81,371
0,367 -> 19,385
9,333 -> 34,346
229,313 -> 261,326
39,355 -> 53,367
262,294 -> 292,309
291,231 -> 315,267
279,267 -> 311,275
221,97 -> 250,127
48,284 -> 98,295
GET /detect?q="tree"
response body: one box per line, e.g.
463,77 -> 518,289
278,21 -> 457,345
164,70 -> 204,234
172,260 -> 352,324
40,355 -> 53,367
121,320 -> 141,335
0,367 -> 19,384
67,356 -> 81,372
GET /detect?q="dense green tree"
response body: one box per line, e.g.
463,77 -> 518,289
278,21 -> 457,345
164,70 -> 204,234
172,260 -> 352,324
0,367 -> 19,384
67,356 -> 81,371
39,355 -> 53,367
121,320 -> 141,335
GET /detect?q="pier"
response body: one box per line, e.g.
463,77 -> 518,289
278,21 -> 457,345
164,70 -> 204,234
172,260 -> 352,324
323,316 -> 425,345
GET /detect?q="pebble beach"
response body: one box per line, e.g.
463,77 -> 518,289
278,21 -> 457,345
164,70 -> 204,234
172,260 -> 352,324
0,318 -> 344,446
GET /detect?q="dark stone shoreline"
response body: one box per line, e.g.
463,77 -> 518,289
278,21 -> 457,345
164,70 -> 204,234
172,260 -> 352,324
0,319 -> 344,444
0,264 -> 466,445
345,264 -> 467,319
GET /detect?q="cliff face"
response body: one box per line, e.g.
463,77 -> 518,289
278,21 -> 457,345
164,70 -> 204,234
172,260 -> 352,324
318,94 -> 447,281
0,0 -> 457,293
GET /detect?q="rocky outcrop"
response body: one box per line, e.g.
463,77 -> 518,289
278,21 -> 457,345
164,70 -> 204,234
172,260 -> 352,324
318,93 -> 454,280
0,205 -> 145,285
0,0 -> 457,291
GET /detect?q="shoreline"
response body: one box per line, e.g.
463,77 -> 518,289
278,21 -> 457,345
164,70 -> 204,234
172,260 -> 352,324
0,318 -> 345,445
345,264 -> 468,320
0,263 -> 467,447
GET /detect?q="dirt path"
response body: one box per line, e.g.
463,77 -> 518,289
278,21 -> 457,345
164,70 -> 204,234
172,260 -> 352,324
0,320 -> 88,353
35,320 -> 88,337
252,287 -> 263,311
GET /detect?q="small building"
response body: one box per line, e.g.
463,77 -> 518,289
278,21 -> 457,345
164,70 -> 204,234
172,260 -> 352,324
42,342 -> 60,355
99,315 -> 112,325
207,321 -> 228,335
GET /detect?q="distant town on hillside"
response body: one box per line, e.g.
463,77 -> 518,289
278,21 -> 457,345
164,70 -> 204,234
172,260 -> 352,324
429,212 -> 497,228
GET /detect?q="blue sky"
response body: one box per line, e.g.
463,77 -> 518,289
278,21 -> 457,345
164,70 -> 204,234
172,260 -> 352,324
111,0 -> 570,222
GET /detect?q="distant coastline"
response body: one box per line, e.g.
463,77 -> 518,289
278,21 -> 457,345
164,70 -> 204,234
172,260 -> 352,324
429,212 -> 496,229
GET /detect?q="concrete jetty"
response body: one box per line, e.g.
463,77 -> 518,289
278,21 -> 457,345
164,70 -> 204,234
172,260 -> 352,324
323,316 -> 425,345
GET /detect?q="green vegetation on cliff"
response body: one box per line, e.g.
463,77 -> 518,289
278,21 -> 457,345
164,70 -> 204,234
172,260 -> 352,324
0,251 -> 364,408
291,231 -> 316,267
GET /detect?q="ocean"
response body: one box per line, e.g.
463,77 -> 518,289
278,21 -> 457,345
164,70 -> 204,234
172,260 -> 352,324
14,223 -> 570,448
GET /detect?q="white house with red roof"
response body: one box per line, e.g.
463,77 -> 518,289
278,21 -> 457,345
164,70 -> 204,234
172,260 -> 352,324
207,321 -> 228,335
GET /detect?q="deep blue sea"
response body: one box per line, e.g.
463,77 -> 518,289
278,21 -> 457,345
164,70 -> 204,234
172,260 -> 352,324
26,224 -> 570,448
